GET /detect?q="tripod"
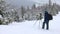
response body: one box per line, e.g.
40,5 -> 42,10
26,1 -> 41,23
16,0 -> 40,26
33,20 -> 42,29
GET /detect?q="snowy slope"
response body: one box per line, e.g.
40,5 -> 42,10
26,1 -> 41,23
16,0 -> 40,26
0,12 -> 60,34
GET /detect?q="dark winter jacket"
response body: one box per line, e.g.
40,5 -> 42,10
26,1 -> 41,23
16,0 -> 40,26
44,11 -> 49,21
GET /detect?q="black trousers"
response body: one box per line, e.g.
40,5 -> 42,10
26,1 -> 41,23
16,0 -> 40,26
42,20 -> 49,30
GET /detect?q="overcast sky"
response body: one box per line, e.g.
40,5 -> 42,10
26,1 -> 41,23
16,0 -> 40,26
5,0 -> 60,7
6,0 -> 60,3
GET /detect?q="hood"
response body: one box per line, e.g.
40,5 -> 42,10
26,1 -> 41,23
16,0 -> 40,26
45,11 -> 48,14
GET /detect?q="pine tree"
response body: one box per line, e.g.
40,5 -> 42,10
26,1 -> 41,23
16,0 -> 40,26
0,0 -> 10,17
21,6 -> 25,18
32,4 -> 36,9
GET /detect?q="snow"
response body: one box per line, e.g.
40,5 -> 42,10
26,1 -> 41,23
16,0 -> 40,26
0,15 -> 3,18
0,12 -> 60,34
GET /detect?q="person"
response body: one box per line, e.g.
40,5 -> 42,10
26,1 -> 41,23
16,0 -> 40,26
42,11 -> 53,30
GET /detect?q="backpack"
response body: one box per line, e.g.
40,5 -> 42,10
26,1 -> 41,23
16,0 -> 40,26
48,14 -> 53,20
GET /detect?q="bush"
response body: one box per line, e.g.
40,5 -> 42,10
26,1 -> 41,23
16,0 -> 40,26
0,20 -> 3,25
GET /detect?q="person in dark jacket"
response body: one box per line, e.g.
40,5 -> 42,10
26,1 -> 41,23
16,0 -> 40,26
42,11 -> 50,30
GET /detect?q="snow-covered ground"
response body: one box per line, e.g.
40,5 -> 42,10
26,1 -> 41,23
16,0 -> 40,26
0,12 -> 60,34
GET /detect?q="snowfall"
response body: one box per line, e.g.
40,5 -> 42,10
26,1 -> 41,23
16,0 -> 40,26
0,12 -> 60,34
